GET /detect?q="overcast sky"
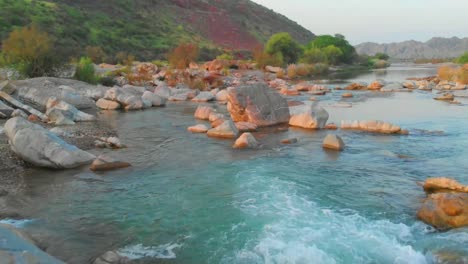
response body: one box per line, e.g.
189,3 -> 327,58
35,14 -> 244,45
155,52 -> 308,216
251,0 -> 468,44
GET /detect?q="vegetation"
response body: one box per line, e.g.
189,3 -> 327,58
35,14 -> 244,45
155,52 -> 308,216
253,45 -> 284,68
0,24 -> 61,77
86,46 -> 107,64
265,33 -> 303,65
438,64 -> 468,84
301,48 -> 327,64
74,57 -> 98,84
456,52 -> 468,64
167,43 -> 199,69
306,34 -> 356,64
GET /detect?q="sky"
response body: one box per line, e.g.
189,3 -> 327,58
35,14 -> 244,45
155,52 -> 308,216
251,0 -> 468,44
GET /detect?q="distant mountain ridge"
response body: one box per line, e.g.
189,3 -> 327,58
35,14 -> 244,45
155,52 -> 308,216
355,37 -> 468,59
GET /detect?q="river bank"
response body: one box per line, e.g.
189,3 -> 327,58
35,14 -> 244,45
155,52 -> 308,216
0,64 -> 467,263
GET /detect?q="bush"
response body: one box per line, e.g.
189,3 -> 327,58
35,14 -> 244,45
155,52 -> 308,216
301,48 -> 327,64
374,53 -> 390,60
323,45 -> 343,65
455,64 -> 468,84
296,64 -> 310,77
167,43 -> 199,69
265,32 -> 303,64
307,34 -> 356,64
371,59 -> 390,69
115,52 -> 135,66
438,65 -> 457,81
74,57 -> 98,84
86,46 -> 107,64
456,52 -> 468,64
152,60 -> 168,68
309,63 -> 329,75
1,25 -> 61,77
217,53 -> 234,60
253,45 -> 283,68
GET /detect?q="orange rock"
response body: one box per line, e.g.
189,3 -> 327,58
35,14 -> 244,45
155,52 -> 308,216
281,138 -> 298,144
368,81 -> 385,90
342,93 -> 353,98
280,88 -> 300,96
27,115 -> 39,122
417,193 -> 468,229
325,123 -> 338,130
211,118 -> 225,128
423,177 -> 468,194
345,83 -> 367,90
287,101 -> 304,107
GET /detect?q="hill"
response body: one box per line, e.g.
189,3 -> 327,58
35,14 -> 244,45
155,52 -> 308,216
0,0 -> 315,60
355,37 -> 468,59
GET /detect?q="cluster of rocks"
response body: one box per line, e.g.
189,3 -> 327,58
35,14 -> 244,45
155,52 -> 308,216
417,177 -> 467,230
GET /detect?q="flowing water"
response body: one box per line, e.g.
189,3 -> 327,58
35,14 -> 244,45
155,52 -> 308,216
5,64 -> 468,263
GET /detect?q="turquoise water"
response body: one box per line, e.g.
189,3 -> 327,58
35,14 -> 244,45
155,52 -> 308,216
12,65 -> 468,263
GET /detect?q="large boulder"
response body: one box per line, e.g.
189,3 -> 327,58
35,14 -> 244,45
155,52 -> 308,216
207,120 -> 239,139
233,132 -> 259,149
227,83 -> 290,127
142,91 -> 166,107
0,100 -> 14,118
192,91 -> 215,102
4,117 -> 95,168
289,104 -> 329,129
0,224 -> 65,264
417,193 -> 468,229
423,178 -> 468,193
341,120 -> 403,134
322,134 -> 345,151
96,99 -> 121,110
194,106 -> 214,120
154,84 -> 172,99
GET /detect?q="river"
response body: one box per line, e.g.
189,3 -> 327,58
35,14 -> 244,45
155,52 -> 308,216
2,64 -> 467,263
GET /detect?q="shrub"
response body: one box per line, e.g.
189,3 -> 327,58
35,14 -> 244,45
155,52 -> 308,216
287,64 -> 297,79
296,63 -> 310,77
265,32 -> 303,64
253,45 -> 283,68
152,60 -> 168,68
455,64 -> 468,84
86,46 -> 106,64
217,53 -> 234,61
456,52 -> 468,64
309,63 -> 329,75
307,34 -> 356,64
127,66 -> 153,85
301,48 -> 327,64
115,52 -> 135,66
1,25 -> 61,77
323,45 -> 343,65
167,43 -> 199,69
74,57 -> 98,84
374,53 -> 390,60
372,59 -> 390,69
276,69 -> 285,79
438,65 -> 457,81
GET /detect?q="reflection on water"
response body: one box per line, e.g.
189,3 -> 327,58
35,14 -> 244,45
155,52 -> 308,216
4,65 -> 468,263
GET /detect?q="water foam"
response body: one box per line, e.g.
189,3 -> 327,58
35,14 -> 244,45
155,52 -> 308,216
118,242 -> 182,260
0,218 -> 35,228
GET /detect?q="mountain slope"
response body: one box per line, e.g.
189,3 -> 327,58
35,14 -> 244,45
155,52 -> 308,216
0,0 -> 314,59
355,37 -> 468,59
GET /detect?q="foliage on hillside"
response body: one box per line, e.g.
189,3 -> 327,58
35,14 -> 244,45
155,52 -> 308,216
0,0 -> 314,61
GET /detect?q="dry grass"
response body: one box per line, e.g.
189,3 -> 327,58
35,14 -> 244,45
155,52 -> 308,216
276,69 -> 285,79
456,64 -> 468,84
287,64 -> 297,79
296,63 -> 310,77
438,64 -> 468,84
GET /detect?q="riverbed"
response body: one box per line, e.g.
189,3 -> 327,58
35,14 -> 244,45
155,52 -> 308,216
1,64 -> 467,263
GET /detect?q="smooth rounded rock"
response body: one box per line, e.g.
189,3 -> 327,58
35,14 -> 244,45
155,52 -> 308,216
322,134 -> 345,151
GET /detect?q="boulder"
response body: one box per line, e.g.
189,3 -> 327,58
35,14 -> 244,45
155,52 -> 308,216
104,87 -> 145,110
46,97 -> 95,125
381,82 -> 405,92
90,155 -> 131,172
423,178 -> 468,194
235,122 -> 258,132
345,82 -> 367,90
0,100 -> 14,118
93,250 -> 131,264
192,91 -> 215,102
233,133 -> 259,149
368,80 -> 385,90
4,117 -> 95,168
122,84 -> 147,95
434,93 -> 455,101
417,193 -> 468,229
265,66 -> 283,73
342,93 -> 353,98
0,80 -> 16,94
0,224 -> 65,264
209,112 -> 225,122
227,83 -> 290,127
96,99 -> 121,110
216,89 -> 229,101
341,120 -> 402,134
142,91 -> 166,107
207,120 -> 239,139
188,124 -> 209,133
322,134 -> 345,151
289,104 -> 329,129
154,84 -> 172,99
194,106 -> 214,120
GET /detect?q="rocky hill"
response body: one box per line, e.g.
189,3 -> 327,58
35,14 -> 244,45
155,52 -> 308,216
355,37 -> 468,59
0,0 -> 314,59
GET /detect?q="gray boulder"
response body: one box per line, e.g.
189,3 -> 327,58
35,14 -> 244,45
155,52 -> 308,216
289,104 -> 329,129
142,91 -> 166,107
154,84 -> 172,99
4,117 -> 95,168
0,224 -> 65,264
122,84 -> 147,96
0,100 -> 14,118
46,97 -> 95,125
192,91 -> 215,102
227,83 -> 290,127
104,87 -> 145,110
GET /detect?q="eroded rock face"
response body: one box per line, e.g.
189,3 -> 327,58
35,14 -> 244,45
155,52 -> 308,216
417,193 -> 468,230
4,117 -> 95,169
322,134 -> 345,151
227,83 -> 290,127
289,105 -> 329,129
207,120 -> 239,139
233,132 -> 259,149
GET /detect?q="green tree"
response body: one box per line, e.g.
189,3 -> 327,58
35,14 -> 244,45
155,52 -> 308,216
265,32 -> 303,64
1,24 -> 60,77
300,48 -> 327,64
374,52 -> 390,60
308,35 -> 356,63
323,45 -> 343,65
457,52 -> 468,64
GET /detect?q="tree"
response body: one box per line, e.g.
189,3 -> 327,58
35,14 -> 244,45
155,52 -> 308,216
1,24 -> 60,77
167,43 -> 199,69
323,45 -> 343,65
374,52 -> 390,60
308,35 -> 356,63
265,32 -> 303,64
300,48 -> 327,64
456,52 -> 468,64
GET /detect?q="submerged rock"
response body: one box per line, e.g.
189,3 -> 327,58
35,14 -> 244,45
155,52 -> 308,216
90,155 -> 131,172
207,120 -> 239,139
342,93 -> 353,98
233,132 -> 259,149
227,83 -> 290,127
322,134 -> 345,151
281,138 -> 298,144
434,93 -> 454,101
341,120 -> 403,134
4,117 -> 95,169
188,124 -> 209,133
289,104 -> 329,129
